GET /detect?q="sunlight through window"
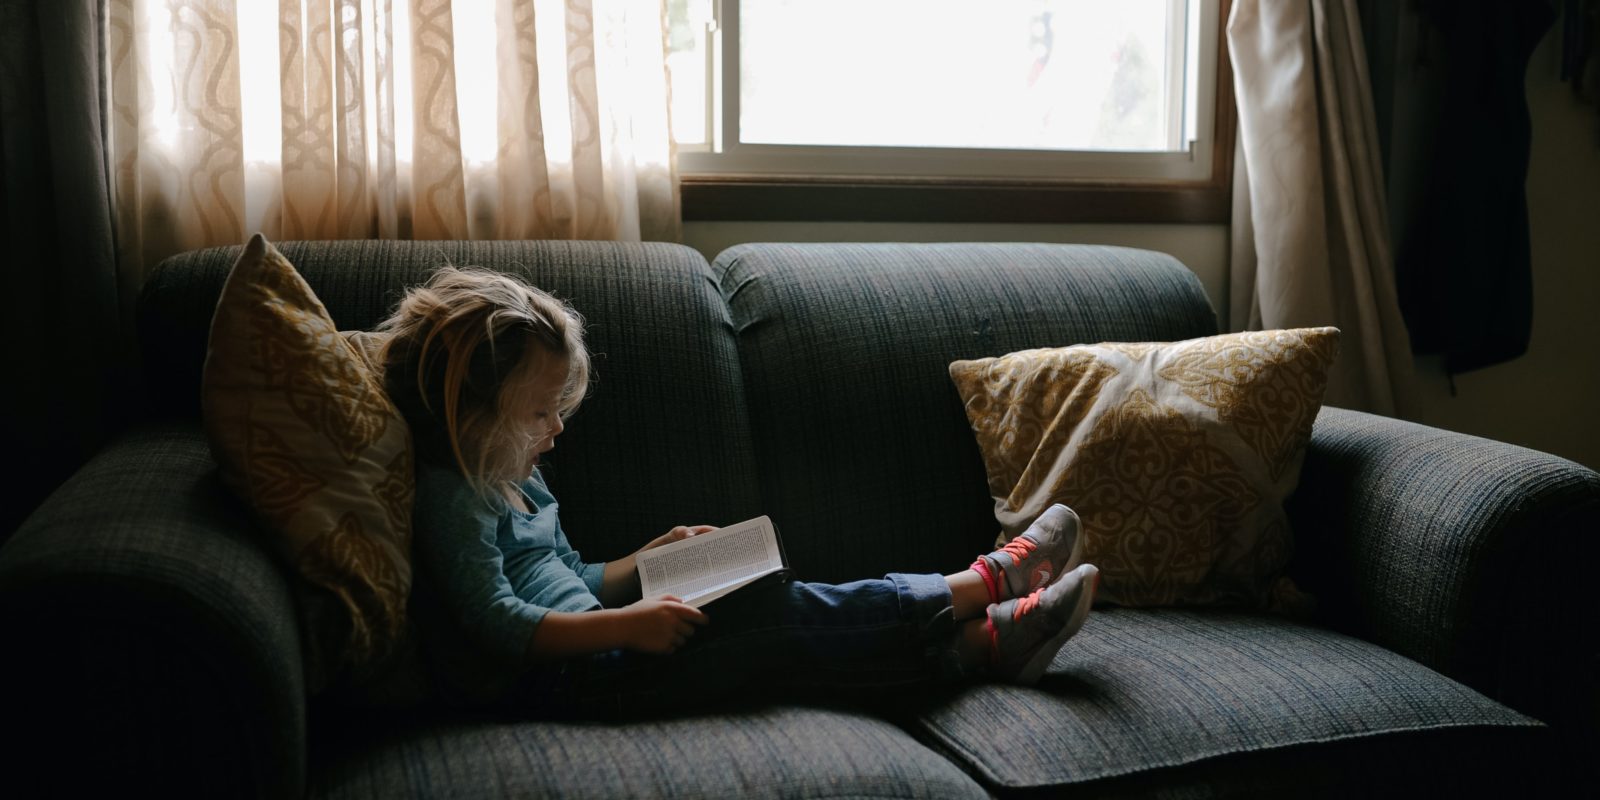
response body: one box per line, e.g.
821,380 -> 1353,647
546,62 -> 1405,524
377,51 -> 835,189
452,1 -> 498,165
669,0 -> 1215,181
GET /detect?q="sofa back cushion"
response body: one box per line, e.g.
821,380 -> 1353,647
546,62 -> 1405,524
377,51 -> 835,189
141,240 -> 762,560
714,243 -> 1219,583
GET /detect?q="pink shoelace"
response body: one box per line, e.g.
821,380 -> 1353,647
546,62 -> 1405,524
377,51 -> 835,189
970,535 -> 1038,603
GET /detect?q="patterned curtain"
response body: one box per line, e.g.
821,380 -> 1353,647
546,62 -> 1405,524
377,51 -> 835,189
106,0 -> 679,283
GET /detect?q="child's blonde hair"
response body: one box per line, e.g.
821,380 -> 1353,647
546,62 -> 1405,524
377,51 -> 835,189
378,266 -> 589,507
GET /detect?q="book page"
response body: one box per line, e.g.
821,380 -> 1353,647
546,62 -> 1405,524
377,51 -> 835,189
636,516 -> 785,607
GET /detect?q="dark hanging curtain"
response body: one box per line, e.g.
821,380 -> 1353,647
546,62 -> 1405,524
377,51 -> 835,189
1360,0 -> 1558,378
0,0 -> 128,539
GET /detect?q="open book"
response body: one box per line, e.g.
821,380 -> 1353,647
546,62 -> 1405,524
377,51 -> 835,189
635,516 -> 788,607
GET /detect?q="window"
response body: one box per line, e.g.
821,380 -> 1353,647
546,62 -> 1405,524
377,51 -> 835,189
667,0 -> 1234,222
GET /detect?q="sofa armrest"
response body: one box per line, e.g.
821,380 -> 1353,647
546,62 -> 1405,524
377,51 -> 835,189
1288,406 -> 1599,731
0,422 -> 306,799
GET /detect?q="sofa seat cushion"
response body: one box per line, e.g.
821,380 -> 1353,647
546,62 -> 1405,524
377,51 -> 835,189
916,608 -> 1545,793
311,705 -> 988,799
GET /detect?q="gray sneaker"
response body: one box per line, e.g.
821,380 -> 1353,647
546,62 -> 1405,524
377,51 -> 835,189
988,563 -> 1098,685
974,504 -> 1085,601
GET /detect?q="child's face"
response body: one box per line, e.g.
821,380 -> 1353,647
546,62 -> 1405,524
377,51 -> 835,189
505,354 -> 571,474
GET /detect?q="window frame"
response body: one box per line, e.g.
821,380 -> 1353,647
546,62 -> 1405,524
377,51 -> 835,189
679,0 -> 1235,224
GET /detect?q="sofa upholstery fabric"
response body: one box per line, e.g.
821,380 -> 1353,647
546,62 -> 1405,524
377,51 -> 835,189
1291,406 -> 1600,734
311,706 -> 988,799
0,423 -> 306,798
917,607 -> 1544,791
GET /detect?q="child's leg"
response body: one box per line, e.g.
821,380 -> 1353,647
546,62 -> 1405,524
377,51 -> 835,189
945,569 -> 992,621
671,574 -> 967,696
515,574 -> 965,717
953,615 -> 993,673
515,564 -> 1100,718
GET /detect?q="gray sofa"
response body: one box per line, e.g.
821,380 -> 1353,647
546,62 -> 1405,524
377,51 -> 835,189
2,240 -> 1595,798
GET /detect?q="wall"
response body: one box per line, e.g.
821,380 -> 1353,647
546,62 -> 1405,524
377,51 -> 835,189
683,30 -> 1599,471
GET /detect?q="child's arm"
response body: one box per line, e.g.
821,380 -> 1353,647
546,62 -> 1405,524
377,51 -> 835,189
420,468 -> 712,661
526,596 -> 709,660
594,525 -> 716,607
425,512 -> 710,661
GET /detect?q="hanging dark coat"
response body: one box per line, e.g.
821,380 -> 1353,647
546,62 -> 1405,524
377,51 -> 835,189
1393,0 -> 1556,376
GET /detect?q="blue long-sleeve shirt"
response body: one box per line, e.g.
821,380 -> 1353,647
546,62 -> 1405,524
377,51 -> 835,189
412,458 -> 605,697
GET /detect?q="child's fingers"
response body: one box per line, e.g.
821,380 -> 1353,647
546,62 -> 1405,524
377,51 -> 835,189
664,602 -> 709,625
668,525 -> 715,540
645,595 -> 709,624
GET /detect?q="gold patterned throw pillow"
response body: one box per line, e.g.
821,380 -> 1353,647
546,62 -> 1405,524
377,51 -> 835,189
202,234 -> 413,690
949,328 -> 1339,610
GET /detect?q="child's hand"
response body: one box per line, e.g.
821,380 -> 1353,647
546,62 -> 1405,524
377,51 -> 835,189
618,595 -> 709,654
602,526 -> 718,608
641,525 -> 716,552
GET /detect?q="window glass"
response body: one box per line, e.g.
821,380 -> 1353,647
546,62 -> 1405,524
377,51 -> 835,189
739,0 -> 1175,152
669,0 -> 1208,167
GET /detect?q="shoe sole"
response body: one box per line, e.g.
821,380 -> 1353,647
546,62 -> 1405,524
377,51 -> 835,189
1014,564 -> 1098,685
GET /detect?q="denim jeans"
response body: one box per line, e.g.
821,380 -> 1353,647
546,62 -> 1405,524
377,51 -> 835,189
510,573 -> 966,718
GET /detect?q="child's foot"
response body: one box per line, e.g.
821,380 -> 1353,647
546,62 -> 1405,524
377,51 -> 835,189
987,563 -> 1098,685
971,504 -> 1084,602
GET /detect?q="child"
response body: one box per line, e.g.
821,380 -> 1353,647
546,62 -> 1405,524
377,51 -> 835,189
379,266 -> 1098,714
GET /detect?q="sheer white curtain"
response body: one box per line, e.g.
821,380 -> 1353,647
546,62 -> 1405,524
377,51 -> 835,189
107,0 -> 678,282
1227,0 -> 1415,415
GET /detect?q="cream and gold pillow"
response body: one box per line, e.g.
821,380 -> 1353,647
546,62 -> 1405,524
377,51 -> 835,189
949,328 -> 1339,610
201,234 -> 412,689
